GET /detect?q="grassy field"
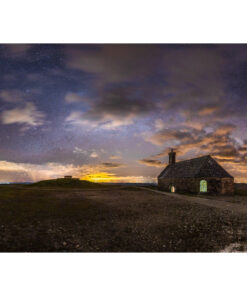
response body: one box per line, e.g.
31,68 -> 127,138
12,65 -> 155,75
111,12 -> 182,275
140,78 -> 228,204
0,181 -> 247,252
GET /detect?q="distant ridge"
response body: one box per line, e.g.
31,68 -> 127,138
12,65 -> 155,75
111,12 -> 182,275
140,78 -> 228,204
0,182 -> 33,185
29,178 -> 104,188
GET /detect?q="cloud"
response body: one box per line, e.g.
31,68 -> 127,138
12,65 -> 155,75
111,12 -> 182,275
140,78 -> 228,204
213,123 -> 236,135
100,162 -> 124,168
143,121 -> 247,180
139,158 -> 164,167
90,152 -> 98,158
73,148 -> 108,160
1,102 -> 45,127
146,124 -> 236,155
65,45 -> 235,131
73,147 -> 88,155
146,127 -> 198,146
109,155 -> 122,160
3,44 -> 32,58
64,46 -> 246,133
65,92 -> 89,103
156,46 -> 247,127
0,161 -> 79,182
161,46 -> 225,106
65,45 -> 164,84
154,119 -> 166,131
66,87 -> 154,129
64,46 -> 166,130
0,89 -> 25,103
198,106 -> 219,116
66,111 -> 135,130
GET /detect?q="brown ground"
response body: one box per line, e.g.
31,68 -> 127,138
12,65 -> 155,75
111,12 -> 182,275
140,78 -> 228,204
196,194 -> 247,205
0,185 -> 247,252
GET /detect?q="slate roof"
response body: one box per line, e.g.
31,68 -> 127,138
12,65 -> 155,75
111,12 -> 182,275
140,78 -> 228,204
158,155 -> 233,179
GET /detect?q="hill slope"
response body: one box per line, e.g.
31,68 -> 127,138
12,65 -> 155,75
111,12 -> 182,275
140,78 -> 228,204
29,178 -> 104,188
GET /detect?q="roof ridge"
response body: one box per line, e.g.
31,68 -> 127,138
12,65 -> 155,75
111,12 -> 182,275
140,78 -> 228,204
175,154 -> 210,164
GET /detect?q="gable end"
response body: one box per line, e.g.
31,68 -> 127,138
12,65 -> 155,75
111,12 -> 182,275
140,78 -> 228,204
196,156 -> 233,178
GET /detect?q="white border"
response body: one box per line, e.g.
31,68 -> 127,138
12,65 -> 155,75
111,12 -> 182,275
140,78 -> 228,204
0,253 -> 246,296
0,0 -> 247,43
1,0 -> 247,295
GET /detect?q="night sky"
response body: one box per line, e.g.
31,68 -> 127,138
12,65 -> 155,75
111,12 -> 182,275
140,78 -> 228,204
0,44 -> 247,183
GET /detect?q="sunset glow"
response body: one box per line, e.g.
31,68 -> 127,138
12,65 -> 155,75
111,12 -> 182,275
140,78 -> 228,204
81,173 -> 155,183
81,173 -> 119,183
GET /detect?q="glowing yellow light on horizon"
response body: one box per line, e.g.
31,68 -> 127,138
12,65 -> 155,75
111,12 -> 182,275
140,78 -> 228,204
81,172 -> 118,183
80,172 -> 153,183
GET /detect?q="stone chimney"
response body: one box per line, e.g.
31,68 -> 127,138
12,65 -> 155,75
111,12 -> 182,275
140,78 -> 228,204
168,148 -> 176,164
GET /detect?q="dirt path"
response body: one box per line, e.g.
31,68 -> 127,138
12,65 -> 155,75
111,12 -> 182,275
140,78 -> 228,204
138,187 -> 247,215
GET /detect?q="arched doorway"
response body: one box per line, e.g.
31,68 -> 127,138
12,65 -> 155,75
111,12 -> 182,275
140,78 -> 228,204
200,180 -> 207,192
171,185 -> 175,193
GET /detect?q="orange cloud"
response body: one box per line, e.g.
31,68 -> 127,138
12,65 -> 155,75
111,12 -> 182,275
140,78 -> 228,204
198,106 -> 219,116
